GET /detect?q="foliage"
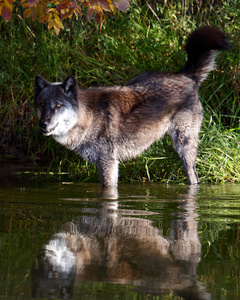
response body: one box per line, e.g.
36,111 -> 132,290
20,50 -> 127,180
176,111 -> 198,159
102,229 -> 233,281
0,0 -> 239,183
0,0 -> 130,34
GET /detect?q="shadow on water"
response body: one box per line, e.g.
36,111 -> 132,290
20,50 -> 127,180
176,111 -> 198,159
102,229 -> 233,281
0,169 -> 240,299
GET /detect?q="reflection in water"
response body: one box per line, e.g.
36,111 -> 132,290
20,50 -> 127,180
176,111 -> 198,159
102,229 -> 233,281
32,186 -> 210,299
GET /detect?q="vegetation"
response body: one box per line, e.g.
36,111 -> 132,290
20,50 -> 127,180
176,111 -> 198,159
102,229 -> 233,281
0,0 -> 239,184
0,0 -> 130,34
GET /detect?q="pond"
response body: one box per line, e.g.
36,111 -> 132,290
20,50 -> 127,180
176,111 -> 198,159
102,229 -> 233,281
0,168 -> 240,300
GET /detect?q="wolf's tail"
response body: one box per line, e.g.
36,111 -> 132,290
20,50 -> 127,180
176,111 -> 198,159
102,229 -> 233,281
179,26 -> 231,85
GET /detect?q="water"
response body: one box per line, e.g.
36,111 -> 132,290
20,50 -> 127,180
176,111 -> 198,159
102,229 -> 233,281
0,170 -> 240,300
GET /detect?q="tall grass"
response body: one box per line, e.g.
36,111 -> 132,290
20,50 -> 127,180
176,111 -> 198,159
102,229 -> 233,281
0,0 -> 239,183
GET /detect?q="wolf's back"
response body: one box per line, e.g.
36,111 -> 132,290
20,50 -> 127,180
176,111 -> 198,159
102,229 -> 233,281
180,26 -> 231,85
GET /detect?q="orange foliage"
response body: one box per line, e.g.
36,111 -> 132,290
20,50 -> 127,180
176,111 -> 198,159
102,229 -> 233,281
0,0 -> 130,34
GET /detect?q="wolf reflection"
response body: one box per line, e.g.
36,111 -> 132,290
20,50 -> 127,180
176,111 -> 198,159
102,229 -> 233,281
32,186 -> 210,299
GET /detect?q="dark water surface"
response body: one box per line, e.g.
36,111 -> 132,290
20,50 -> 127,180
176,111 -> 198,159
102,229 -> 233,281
0,170 -> 240,300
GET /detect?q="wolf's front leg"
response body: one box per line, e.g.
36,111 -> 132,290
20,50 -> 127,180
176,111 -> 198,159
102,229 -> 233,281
97,158 -> 119,187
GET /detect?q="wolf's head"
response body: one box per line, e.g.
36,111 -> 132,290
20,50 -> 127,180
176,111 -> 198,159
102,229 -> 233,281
35,76 -> 79,138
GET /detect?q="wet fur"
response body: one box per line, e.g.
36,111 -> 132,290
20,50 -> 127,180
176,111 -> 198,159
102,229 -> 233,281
35,26 -> 230,186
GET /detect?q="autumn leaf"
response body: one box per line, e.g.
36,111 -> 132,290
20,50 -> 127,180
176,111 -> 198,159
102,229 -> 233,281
56,0 -> 70,11
54,24 -> 60,35
46,7 -> 57,13
40,1 -> 47,11
54,13 -> 63,28
98,0 -> 111,11
88,0 -> 98,7
27,0 -> 39,8
1,0 -> 131,34
48,18 -> 54,30
61,8 -> 74,20
39,13 -> 48,22
87,7 -> 94,21
1,5 -> 12,21
95,10 -> 104,29
1,0 -> 13,21
113,0 -> 129,12
36,3 -> 43,16
23,7 -> 32,18
21,1 -> 30,8
31,7 -> 37,21
4,0 -> 13,11
106,0 -> 115,13
70,0 -> 81,15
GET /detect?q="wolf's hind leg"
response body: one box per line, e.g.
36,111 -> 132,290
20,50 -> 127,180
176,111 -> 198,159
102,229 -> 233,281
178,148 -> 199,185
97,158 -> 119,187
168,126 -> 200,185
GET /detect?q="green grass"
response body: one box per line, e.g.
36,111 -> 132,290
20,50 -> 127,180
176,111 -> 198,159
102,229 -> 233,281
0,0 -> 239,183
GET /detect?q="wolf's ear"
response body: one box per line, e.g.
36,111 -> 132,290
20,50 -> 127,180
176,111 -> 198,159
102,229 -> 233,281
35,75 -> 50,99
61,76 -> 78,100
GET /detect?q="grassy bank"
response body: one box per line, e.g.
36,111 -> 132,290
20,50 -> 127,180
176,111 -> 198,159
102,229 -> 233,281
0,0 -> 239,183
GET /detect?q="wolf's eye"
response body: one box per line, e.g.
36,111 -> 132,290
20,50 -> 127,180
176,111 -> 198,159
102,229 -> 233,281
40,103 -> 45,107
56,103 -> 61,108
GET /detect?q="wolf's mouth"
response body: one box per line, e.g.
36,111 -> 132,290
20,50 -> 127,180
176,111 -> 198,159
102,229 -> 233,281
42,123 -> 59,135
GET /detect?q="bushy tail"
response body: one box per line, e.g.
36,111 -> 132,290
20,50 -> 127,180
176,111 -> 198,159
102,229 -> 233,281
179,26 -> 231,85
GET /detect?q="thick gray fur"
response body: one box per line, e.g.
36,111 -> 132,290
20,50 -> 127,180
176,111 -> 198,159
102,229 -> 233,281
34,26 -> 230,186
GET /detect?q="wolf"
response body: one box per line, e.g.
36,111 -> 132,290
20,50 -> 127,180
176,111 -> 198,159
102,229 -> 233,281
35,26 -> 230,186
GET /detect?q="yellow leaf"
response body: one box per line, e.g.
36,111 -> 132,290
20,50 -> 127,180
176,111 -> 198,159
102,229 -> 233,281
54,24 -> 60,35
4,0 -> 13,12
22,2 -> 30,8
6,0 -> 14,6
54,14 -> 63,28
46,8 -> 56,13
48,18 -> 54,29
112,2 -> 117,15
54,12 -> 60,21
36,4 -> 43,16
107,0 -> 114,12
23,7 -> 32,18
39,14 -> 48,22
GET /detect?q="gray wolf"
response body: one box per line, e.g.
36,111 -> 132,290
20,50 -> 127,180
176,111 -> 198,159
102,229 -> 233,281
35,26 -> 230,186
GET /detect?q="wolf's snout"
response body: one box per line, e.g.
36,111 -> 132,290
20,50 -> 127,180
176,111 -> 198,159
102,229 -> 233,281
39,122 -> 47,130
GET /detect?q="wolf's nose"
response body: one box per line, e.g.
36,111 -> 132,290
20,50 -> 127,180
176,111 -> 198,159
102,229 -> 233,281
39,122 -> 47,130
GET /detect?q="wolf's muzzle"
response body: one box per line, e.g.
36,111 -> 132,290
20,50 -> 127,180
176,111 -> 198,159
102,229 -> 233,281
39,122 -> 47,130
39,121 -> 59,135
